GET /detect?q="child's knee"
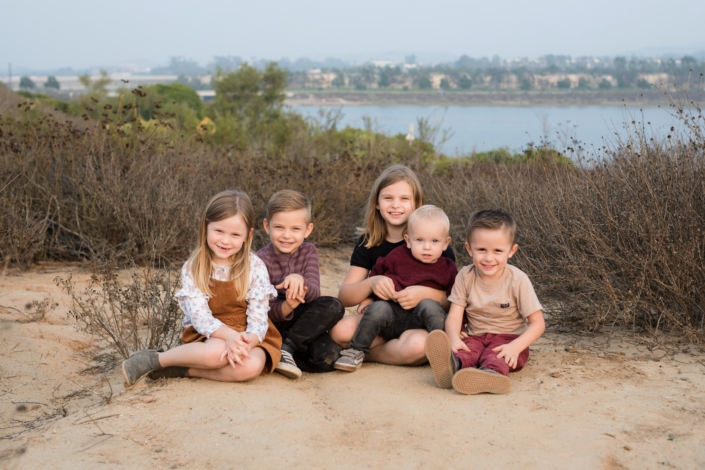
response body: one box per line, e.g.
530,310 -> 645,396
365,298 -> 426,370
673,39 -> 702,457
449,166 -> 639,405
203,345 -> 229,368
363,301 -> 394,325
415,299 -> 446,328
223,356 -> 264,382
399,332 -> 428,363
318,296 -> 346,320
330,316 -> 358,345
417,299 -> 443,312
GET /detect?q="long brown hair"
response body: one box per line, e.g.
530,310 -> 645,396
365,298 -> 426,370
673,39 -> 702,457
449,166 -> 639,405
363,164 -> 423,248
189,190 -> 255,300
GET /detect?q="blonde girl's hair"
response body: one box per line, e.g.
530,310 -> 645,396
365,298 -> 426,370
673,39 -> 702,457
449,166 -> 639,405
363,164 -> 423,248
189,190 -> 255,300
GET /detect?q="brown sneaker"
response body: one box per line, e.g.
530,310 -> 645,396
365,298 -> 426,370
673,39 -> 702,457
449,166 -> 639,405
425,330 -> 459,389
148,366 -> 188,380
122,350 -> 162,386
452,367 -> 511,395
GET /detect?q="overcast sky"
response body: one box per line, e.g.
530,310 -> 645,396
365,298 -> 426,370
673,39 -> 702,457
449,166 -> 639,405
3,0 -> 705,71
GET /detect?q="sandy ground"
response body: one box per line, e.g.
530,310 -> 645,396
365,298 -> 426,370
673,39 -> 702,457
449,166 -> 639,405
1,247 -> 704,469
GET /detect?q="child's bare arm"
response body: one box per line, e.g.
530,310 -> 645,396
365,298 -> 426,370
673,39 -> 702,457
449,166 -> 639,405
338,267 -> 396,306
357,297 -> 374,315
493,310 -> 545,368
445,303 -> 470,353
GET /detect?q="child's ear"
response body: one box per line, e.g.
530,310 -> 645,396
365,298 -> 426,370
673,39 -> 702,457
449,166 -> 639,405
404,233 -> 411,248
443,237 -> 451,250
262,219 -> 270,234
464,241 -> 472,257
304,223 -> 314,238
508,244 -> 519,258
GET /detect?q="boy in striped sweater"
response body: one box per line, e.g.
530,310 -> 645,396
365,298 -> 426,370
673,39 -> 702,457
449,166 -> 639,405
334,205 -> 457,371
258,190 -> 345,379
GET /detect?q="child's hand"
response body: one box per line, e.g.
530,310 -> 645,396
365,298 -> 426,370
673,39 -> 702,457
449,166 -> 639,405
492,342 -> 523,369
369,275 -> 396,300
277,274 -> 306,303
451,337 -> 471,354
284,286 -> 307,310
392,286 -> 426,310
357,297 -> 374,315
221,332 -> 251,368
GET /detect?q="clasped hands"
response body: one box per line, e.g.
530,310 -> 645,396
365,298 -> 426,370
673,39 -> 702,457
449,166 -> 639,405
219,331 -> 258,368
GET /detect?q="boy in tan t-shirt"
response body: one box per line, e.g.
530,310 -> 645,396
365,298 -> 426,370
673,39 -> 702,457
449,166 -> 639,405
425,209 -> 545,395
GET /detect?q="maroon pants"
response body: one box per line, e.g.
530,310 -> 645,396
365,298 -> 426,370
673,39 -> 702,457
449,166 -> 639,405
455,333 -> 529,376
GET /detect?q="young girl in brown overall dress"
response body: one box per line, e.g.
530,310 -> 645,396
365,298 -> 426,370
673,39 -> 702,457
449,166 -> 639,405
122,190 -> 282,385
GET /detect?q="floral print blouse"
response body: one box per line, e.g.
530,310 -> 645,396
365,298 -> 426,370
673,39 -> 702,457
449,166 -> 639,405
175,253 -> 277,343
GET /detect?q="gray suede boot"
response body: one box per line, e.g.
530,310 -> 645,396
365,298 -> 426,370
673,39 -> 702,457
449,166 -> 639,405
122,350 -> 163,386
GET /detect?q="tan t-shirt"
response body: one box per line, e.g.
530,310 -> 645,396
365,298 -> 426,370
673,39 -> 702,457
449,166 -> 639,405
448,264 -> 542,336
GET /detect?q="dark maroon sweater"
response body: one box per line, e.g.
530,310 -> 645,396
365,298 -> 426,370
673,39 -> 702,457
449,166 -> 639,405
370,245 -> 458,296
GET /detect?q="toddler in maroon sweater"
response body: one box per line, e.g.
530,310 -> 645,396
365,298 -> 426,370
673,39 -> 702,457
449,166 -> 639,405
335,205 -> 458,371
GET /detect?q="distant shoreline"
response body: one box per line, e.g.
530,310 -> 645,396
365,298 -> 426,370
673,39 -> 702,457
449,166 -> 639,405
285,90 -> 675,107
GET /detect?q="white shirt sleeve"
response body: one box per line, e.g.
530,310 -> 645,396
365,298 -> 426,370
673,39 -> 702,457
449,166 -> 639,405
175,262 -> 225,339
245,254 -> 278,343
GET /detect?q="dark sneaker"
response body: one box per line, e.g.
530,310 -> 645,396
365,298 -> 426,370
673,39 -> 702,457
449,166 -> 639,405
425,330 -> 459,389
334,348 -> 365,372
275,350 -> 302,379
122,350 -> 162,386
148,366 -> 189,380
452,367 -> 511,395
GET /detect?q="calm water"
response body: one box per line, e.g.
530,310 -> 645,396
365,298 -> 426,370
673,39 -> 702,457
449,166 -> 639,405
294,105 -> 682,155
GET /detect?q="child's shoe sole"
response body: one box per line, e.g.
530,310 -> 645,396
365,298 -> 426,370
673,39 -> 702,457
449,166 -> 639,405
425,330 -> 454,389
452,368 -> 511,395
332,361 -> 361,372
275,363 -> 303,379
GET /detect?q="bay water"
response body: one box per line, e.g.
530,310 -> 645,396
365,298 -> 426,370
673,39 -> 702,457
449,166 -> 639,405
294,105 -> 683,155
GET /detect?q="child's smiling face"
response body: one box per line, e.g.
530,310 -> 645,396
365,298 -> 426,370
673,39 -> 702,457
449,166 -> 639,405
207,213 -> 251,266
376,180 -> 415,229
466,228 -> 518,282
263,208 -> 313,255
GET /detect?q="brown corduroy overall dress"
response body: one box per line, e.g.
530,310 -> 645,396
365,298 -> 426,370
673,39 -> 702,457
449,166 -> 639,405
181,279 -> 282,374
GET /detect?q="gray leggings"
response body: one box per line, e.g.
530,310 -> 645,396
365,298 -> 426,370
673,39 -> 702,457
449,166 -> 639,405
349,299 -> 446,354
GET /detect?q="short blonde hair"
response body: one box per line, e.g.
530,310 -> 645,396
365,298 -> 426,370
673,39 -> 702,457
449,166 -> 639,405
266,190 -> 311,223
466,209 -> 517,244
407,205 -> 450,237
363,164 -> 423,248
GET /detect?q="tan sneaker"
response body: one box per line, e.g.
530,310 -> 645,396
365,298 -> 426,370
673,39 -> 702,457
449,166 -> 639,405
452,367 -> 511,395
425,330 -> 459,389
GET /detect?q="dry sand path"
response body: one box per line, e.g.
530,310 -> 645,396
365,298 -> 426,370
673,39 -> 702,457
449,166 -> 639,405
1,249 -> 704,469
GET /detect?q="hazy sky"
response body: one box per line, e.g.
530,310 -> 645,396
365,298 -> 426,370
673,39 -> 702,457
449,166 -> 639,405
3,0 -> 705,70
